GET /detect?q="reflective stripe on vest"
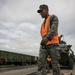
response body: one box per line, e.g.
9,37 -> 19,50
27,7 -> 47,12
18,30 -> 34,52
41,15 -> 59,45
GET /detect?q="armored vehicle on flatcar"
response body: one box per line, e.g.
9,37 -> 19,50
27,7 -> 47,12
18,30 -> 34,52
58,35 -> 74,69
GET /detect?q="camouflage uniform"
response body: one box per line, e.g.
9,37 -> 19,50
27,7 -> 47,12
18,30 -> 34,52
38,15 -> 61,75
46,55 -> 51,73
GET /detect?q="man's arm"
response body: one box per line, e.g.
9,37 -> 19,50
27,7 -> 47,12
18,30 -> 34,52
46,15 -> 59,40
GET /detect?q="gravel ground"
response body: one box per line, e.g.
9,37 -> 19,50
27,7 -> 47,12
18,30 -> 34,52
0,65 -> 37,73
0,65 -> 75,75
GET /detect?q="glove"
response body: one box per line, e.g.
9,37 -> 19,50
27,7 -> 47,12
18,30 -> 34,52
40,37 -> 49,46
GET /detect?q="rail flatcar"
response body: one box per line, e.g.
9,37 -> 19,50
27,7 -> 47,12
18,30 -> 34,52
0,50 -> 38,66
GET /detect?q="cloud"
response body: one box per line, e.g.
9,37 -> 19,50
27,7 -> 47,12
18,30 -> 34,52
0,0 -> 75,56
0,20 -> 40,56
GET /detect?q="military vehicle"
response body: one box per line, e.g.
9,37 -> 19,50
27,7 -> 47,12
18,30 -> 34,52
59,35 -> 75,69
48,35 -> 75,70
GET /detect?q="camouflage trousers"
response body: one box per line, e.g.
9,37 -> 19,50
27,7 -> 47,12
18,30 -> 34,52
38,44 -> 61,75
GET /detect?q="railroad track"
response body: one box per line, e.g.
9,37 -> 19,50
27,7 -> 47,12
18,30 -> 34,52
0,65 -> 37,73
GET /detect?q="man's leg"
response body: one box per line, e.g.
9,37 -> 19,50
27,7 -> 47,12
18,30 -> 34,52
46,62 -> 50,73
38,46 -> 47,75
50,45 -> 61,75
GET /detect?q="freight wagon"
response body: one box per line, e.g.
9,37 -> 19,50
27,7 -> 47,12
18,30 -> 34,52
0,50 -> 38,66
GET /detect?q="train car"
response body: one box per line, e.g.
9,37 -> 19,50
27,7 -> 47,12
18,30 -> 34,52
0,50 -> 38,66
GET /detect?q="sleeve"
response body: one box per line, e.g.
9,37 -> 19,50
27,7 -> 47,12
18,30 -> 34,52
46,15 -> 59,40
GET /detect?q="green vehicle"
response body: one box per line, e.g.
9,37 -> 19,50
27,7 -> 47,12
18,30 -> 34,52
59,36 -> 75,69
48,35 -> 75,70
0,50 -> 38,66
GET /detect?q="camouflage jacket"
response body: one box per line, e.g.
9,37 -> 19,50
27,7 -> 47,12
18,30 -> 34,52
46,14 -> 59,40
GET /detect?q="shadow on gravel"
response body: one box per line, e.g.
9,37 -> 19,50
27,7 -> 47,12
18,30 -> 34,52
27,72 -> 37,75
61,66 -> 69,69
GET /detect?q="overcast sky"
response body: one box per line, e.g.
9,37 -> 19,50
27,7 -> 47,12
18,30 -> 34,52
0,0 -> 75,56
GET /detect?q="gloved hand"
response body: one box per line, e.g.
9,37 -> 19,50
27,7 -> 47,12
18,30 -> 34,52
40,37 -> 49,46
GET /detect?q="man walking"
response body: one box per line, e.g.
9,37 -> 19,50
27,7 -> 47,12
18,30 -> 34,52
37,4 -> 61,75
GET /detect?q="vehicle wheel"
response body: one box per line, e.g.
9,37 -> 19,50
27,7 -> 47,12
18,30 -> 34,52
68,58 -> 74,69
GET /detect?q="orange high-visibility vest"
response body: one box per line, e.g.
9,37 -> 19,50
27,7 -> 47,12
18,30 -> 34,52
41,15 -> 59,45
